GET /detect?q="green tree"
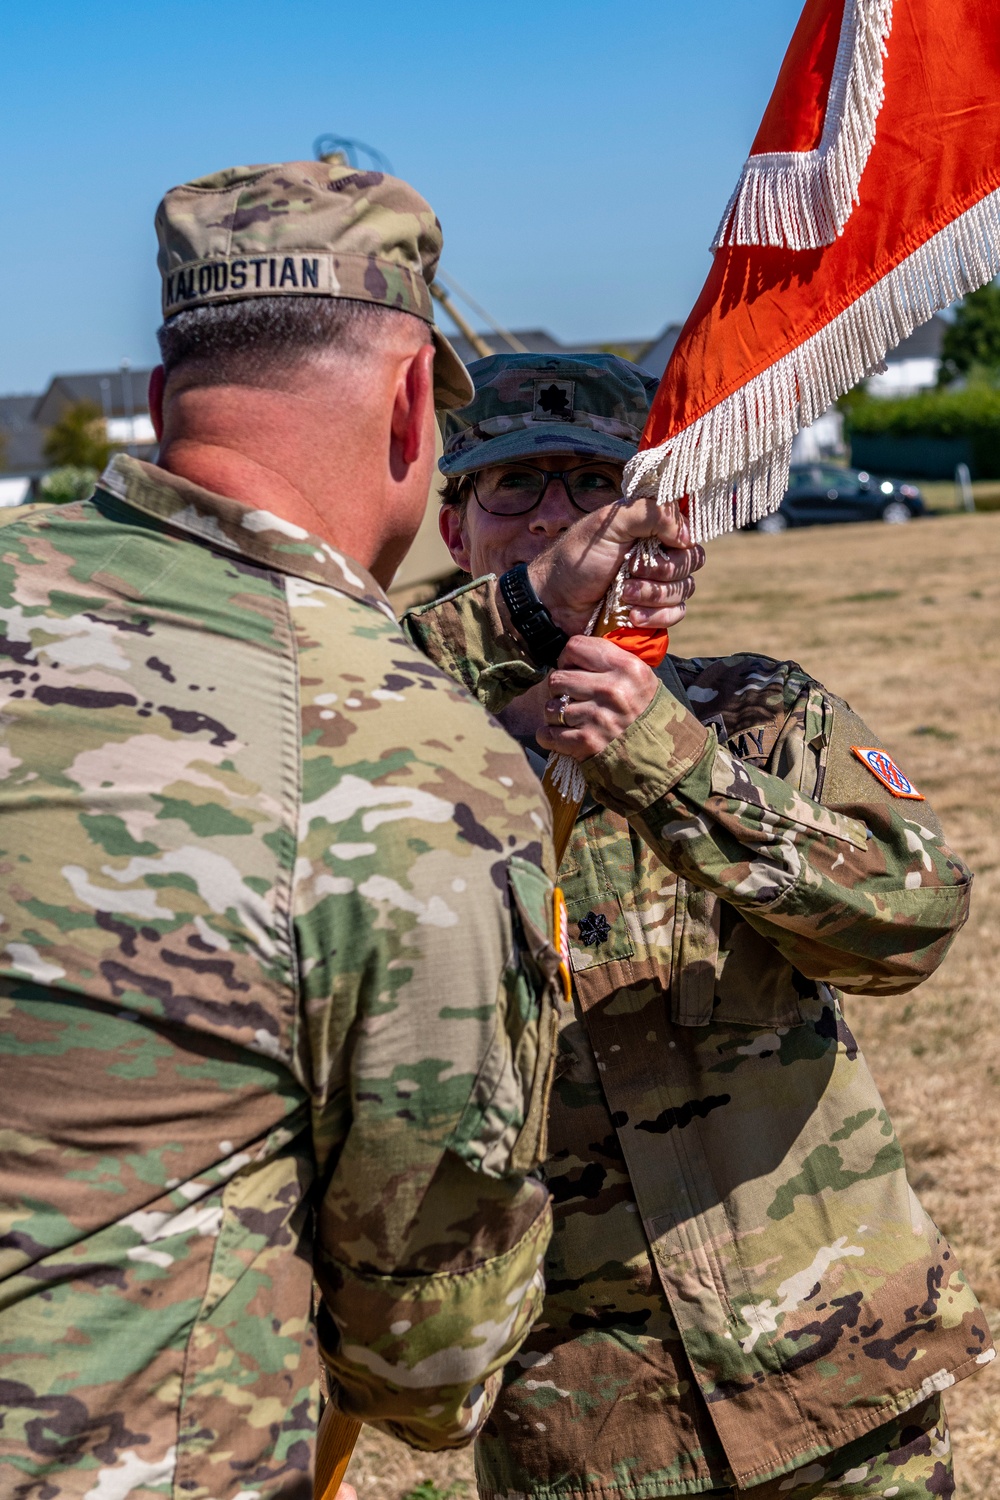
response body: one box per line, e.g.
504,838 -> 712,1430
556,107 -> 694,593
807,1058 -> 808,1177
939,280 -> 1000,384
0,429 -> 8,472
841,384 -> 1000,477
39,466 -> 99,504
43,400 -> 112,471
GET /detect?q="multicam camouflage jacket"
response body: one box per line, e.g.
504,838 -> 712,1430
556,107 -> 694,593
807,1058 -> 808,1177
404,576 -> 994,1497
0,457 -> 565,1500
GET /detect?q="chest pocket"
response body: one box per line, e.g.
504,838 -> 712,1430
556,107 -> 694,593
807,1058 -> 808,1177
561,802 -> 716,1024
566,889 -> 635,972
560,813 -> 647,1013
561,817 -> 722,1027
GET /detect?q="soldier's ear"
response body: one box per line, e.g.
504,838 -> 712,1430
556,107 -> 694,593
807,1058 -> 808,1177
392,343 -> 435,467
149,367 -> 165,442
439,500 -> 472,572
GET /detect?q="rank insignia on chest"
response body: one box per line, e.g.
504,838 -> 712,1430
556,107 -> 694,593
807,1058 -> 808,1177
552,886 -> 573,1004
577,910 -> 611,947
851,745 -> 925,799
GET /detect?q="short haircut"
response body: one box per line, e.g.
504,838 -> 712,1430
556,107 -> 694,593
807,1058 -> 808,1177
157,295 -> 425,387
440,474 -> 473,507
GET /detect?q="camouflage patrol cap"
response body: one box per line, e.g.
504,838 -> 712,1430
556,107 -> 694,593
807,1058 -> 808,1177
439,352 -> 658,475
155,160 -> 474,409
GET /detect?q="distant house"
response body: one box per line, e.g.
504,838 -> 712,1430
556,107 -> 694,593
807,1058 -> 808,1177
791,408 -> 846,463
0,365 -> 157,505
636,324 -> 682,379
791,314 -> 949,462
33,366 -> 157,449
442,328 -> 563,364
0,395 -> 48,505
866,314 -> 946,397
440,325 -> 677,377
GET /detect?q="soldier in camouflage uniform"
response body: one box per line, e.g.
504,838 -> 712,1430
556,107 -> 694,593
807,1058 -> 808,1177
403,353 -> 994,1499
0,164 -> 589,1499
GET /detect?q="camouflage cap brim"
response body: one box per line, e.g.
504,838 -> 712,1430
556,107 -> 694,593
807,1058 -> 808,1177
432,328 -> 475,410
438,422 -> 636,476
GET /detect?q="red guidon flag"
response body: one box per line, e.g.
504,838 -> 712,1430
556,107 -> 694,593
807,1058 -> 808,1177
625,0 -> 1000,539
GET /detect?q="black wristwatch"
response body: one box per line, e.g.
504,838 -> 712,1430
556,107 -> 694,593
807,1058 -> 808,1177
498,563 -> 569,669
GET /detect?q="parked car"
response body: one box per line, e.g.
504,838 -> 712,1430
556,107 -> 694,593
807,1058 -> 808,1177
751,464 -> 926,532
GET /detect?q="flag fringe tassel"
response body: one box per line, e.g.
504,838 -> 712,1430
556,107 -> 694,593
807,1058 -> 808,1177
712,0 -> 893,251
627,181 -> 1000,542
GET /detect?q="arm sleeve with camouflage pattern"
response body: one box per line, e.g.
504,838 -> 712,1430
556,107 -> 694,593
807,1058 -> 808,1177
581,683 -> 971,993
292,615 -> 560,1450
403,578 -> 970,993
404,575 -> 543,715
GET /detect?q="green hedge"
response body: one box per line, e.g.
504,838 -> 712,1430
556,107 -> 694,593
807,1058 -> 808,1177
844,387 -> 1000,477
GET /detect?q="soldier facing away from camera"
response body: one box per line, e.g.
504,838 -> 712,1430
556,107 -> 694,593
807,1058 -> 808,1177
0,162 -> 619,1499
402,352 -> 993,1500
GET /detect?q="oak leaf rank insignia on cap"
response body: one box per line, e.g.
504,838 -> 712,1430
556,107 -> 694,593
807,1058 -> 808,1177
533,380 -> 575,420
850,745 -> 925,799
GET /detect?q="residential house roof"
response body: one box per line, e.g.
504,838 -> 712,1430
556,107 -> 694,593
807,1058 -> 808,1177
439,326 -> 663,374
885,313 -> 947,363
441,328 -> 568,365
635,323 -> 682,379
0,395 -> 48,478
33,368 -> 155,426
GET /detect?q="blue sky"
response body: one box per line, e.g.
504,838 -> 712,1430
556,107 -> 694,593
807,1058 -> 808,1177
0,0 -> 804,394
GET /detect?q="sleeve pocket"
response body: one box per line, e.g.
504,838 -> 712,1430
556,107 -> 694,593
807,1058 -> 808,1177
448,857 -> 561,1178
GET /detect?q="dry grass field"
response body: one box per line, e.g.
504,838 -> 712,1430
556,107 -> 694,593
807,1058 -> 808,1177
352,511 -> 1000,1499
680,511 -> 1000,1492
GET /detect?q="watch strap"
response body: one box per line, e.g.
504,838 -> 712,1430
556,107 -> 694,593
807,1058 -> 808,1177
498,563 -> 569,669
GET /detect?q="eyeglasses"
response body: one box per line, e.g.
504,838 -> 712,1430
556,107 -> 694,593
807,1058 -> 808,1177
470,462 -> 623,517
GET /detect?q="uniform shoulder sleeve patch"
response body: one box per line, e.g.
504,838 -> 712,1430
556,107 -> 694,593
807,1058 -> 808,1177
850,745 -> 925,800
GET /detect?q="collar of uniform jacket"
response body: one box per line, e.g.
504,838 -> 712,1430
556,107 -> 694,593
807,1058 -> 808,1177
100,454 -> 396,620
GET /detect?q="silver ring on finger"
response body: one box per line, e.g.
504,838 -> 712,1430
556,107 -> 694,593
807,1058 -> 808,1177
555,694 -> 571,728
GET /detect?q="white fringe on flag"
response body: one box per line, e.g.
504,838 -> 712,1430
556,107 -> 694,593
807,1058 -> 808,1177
626,181 -> 1000,542
545,750 -> 587,805
713,0 -> 893,251
543,539 -> 669,806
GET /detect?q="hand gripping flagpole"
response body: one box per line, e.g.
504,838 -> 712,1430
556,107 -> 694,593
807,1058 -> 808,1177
541,534 -> 676,867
